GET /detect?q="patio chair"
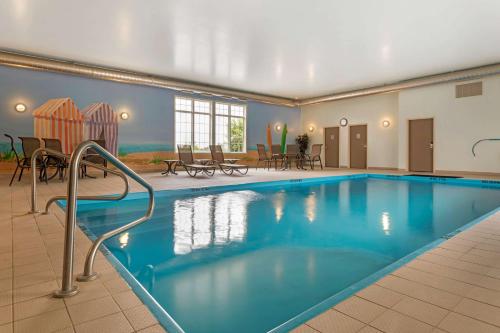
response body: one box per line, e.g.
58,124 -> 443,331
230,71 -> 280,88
177,145 -> 216,177
210,145 -> 249,175
42,138 -> 68,181
271,144 -> 284,170
304,144 -> 323,170
82,139 -> 108,178
284,144 -> 303,170
5,135 -> 46,186
256,144 -> 272,170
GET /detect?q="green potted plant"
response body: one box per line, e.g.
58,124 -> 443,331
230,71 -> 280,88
295,133 -> 310,156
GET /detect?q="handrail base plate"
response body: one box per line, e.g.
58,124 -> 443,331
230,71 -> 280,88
52,286 -> 79,298
76,273 -> 98,282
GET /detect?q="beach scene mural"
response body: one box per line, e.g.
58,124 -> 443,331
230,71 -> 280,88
0,65 -> 301,173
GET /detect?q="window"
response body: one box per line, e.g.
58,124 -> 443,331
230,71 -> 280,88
175,97 -> 211,152
175,96 -> 246,152
215,102 -> 246,152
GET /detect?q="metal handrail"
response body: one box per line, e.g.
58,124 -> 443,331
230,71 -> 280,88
47,141 -> 155,298
30,148 -> 129,213
472,138 -> 500,157
43,161 -> 129,214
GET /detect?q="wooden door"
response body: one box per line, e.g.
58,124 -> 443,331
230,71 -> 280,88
409,119 -> 433,172
324,127 -> 339,167
349,125 -> 367,169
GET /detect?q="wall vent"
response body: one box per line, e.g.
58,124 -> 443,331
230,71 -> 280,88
455,81 -> 482,98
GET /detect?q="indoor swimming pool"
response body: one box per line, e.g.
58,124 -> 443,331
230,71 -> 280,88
73,174 -> 500,333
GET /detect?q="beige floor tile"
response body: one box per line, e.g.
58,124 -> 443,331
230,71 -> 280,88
438,312 -> 500,333
356,285 -> 404,308
466,285 -> 500,307
429,247 -> 464,259
13,309 -> 72,333
290,324 -> 318,333
334,296 -> 386,323
123,305 -> 158,331
112,290 -> 142,310
0,279 -> 11,293
63,281 -> 110,306
370,310 -> 433,333
392,266 -> 473,296
453,298 -> 500,327
13,262 -> 48,278
13,269 -> 55,289
0,305 -> 12,325
0,291 -> 12,307
137,325 -> 168,333
102,277 -> 130,295
74,312 -> 134,333
13,295 -> 65,321
307,309 -> 364,333
391,296 -> 449,326
357,326 -> 383,333
13,280 -> 57,303
0,323 -> 12,333
376,275 -> 461,309
67,296 -> 120,325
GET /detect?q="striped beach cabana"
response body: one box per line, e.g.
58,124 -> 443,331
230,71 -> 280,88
81,103 -> 119,156
33,97 -> 84,154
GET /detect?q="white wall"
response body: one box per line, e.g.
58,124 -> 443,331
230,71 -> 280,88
301,93 -> 399,168
300,74 -> 500,174
398,76 -> 500,173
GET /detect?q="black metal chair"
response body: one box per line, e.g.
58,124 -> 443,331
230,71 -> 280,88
42,138 -> 68,181
304,144 -> 323,170
256,144 -> 272,170
4,135 -> 46,186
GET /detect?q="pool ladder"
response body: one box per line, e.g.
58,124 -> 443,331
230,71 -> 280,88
29,141 -> 155,297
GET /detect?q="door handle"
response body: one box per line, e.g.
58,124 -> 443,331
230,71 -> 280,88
363,145 -> 367,149
429,143 -> 433,149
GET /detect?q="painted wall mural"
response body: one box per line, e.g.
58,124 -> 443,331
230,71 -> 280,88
0,64 -> 301,170
33,97 -> 84,154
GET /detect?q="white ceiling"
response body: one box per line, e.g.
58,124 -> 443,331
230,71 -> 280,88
1,0 -> 500,99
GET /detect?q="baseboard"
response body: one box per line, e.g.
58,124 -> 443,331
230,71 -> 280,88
367,167 -> 399,171
434,169 -> 500,177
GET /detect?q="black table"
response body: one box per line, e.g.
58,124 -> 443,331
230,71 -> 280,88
162,159 -> 179,175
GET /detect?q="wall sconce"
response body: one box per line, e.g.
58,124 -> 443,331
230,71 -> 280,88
382,120 -> 391,128
15,103 -> 27,113
120,112 -> 129,120
275,124 -> 282,132
308,125 -> 315,133
339,118 -> 348,127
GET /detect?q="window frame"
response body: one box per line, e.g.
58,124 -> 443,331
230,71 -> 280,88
174,96 -> 247,153
174,96 -> 213,152
214,102 -> 247,153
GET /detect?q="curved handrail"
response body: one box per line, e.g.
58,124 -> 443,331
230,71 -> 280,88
43,161 -> 129,214
30,148 -> 128,213
472,138 -> 500,157
53,141 -> 155,298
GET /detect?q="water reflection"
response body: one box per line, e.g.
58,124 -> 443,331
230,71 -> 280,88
173,191 -> 259,255
305,192 -> 317,223
381,212 -> 391,235
274,191 -> 285,223
119,232 -> 130,248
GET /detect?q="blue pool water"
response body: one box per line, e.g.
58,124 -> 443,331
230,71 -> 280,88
74,175 -> 500,333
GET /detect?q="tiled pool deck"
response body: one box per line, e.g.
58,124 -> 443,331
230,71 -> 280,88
2,168 -> 500,333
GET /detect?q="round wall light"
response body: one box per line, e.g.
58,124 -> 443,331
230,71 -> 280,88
382,120 -> 391,128
308,125 -> 315,133
120,112 -> 129,120
15,103 -> 27,113
275,124 -> 282,132
339,118 -> 348,127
